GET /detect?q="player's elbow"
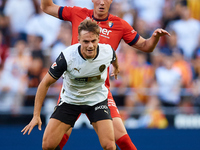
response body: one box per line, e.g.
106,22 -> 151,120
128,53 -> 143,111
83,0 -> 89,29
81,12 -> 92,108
40,5 -> 48,14
40,1 -> 54,14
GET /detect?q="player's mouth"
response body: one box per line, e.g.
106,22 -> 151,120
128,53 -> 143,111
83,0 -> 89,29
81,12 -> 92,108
87,49 -> 94,52
99,7 -> 105,12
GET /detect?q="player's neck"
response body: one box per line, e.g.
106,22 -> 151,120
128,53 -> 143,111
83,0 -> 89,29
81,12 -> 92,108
93,13 -> 109,21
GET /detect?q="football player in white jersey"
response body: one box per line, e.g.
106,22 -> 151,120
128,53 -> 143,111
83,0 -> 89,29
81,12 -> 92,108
21,19 -> 119,150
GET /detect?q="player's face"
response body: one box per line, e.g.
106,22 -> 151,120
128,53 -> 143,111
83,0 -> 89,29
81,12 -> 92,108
92,0 -> 113,19
78,30 -> 99,59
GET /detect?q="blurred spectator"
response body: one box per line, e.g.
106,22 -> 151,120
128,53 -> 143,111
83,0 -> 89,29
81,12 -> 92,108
27,34 -> 44,60
154,55 -> 182,107
0,1 -> 10,46
23,56 -> 47,106
190,39 -> 200,107
109,1 -> 124,19
70,0 -> 93,9
50,21 -> 72,63
24,28 -> 48,106
160,30 -> 193,89
24,1 -> 61,50
54,0 -> 94,9
3,0 -> 36,46
115,40 -> 137,73
178,96 -> 195,114
160,30 -> 183,56
0,30 -> 9,71
162,0 -> 181,29
172,49 -> 193,89
167,1 -> 200,60
134,18 -> 151,39
191,37 -> 200,80
54,0 -> 93,9
150,47 -> 166,70
137,96 -> 168,129
191,79 -> 200,107
0,0 -> 6,12
187,0 -> 200,21
110,0 -> 134,26
0,40 -> 30,113
125,51 -> 154,107
131,0 -> 165,31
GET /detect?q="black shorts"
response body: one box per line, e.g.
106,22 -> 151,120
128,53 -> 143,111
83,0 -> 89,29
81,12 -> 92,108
50,99 -> 112,127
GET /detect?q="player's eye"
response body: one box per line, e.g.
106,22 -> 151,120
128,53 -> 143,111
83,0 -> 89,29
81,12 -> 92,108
92,39 -> 96,43
83,40 -> 89,44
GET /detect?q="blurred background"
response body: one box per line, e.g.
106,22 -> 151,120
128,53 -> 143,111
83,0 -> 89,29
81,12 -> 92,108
0,0 -> 200,149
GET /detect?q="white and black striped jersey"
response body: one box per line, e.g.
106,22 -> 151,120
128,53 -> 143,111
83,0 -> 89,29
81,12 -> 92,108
49,43 -> 116,106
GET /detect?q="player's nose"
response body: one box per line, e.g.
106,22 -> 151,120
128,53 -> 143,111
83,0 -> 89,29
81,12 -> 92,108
88,42 -> 93,48
99,0 -> 105,5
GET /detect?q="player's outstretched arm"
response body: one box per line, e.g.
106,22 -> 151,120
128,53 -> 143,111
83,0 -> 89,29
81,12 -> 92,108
21,73 -> 57,135
133,28 -> 171,53
111,56 -> 119,79
40,0 -> 60,18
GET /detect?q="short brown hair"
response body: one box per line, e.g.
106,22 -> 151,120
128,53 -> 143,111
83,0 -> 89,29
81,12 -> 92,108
78,19 -> 100,36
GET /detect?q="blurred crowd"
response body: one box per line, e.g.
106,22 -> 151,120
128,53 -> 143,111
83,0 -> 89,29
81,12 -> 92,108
0,0 -> 200,128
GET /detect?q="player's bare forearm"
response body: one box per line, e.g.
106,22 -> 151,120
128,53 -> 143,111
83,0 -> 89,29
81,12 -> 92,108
111,57 -> 119,79
133,28 -> 170,53
21,73 -> 57,135
40,0 -> 60,18
34,73 -> 56,116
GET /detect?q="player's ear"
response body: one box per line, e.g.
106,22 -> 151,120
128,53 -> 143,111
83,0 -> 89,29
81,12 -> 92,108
78,36 -> 80,42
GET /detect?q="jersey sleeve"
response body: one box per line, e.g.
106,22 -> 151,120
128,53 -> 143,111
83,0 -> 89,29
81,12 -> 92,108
58,6 -> 83,21
121,19 -> 140,46
48,52 -> 67,80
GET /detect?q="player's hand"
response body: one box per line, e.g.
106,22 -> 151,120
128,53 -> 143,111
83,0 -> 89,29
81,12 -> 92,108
153,28 -> 171,37
111,67 -> 119,79
21,116 -> 42,135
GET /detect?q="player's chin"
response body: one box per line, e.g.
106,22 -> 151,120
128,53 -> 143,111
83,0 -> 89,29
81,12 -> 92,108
97,9 -> 106,14
86,51 -> 94,56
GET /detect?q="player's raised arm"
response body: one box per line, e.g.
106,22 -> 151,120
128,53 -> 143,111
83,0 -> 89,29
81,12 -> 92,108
40,0 -> 60,18
133,28 -> 171,53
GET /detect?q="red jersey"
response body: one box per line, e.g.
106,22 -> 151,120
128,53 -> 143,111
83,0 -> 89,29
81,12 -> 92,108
58,6 -> 140,88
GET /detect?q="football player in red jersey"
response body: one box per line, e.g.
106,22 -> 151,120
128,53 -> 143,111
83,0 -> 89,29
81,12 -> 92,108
40,0 -> 170,150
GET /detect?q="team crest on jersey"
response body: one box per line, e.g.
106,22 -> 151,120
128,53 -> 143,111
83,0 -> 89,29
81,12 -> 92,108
51,62 -> 57,69
99,64 -> 106,72
108,21 -> 113,28
131,29 -> 136,34
86,16 -> 90,20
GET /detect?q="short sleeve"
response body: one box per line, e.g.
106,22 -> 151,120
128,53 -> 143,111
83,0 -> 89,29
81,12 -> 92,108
121,19 -> 140,46
48,52 -> 67,80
